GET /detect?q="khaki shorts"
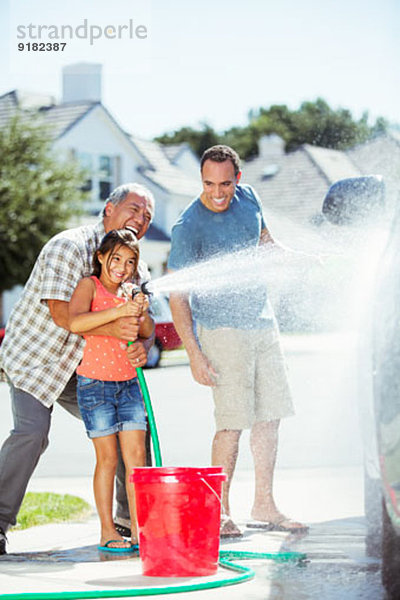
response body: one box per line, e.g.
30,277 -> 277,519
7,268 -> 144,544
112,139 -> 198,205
197,324 -> 294,431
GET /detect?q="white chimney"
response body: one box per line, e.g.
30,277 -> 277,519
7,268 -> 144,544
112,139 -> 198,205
62,63 -> 102,103
258,134 -> 285,160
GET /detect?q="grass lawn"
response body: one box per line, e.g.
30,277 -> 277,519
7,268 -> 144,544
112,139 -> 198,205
13,492 -> 93,530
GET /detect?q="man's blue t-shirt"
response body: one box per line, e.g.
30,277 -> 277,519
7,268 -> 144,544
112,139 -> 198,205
168,184 -> 275,330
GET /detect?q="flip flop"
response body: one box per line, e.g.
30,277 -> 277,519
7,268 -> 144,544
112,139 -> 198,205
98,540 -> 138,553
247,516 -> 309,534
220,515 -> 243,539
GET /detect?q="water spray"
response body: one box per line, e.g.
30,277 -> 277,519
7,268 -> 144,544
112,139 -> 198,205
0,247 -> 310,600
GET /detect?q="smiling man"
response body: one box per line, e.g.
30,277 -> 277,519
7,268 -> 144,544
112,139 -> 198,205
168,145 -> 307,538
0,182 -> 154,554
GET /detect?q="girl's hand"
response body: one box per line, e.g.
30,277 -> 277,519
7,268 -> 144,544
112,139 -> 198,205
132,292 -> 149,314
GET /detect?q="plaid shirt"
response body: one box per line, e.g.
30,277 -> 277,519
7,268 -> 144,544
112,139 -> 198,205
0,221 -> 149,407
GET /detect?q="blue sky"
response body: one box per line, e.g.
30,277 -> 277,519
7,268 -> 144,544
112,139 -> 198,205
0,0 -> 398,138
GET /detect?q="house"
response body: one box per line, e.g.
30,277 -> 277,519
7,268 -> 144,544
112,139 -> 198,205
129,135 -> 200,235
243,132 -> 400,242
347,130 -> 400,212
242,134 -> 362,243
0,62 -> 200,321
162,142 -> 200,179
0,63 -> 200,271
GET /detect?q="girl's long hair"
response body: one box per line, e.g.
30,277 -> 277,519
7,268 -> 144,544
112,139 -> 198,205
92,229 -> 140,278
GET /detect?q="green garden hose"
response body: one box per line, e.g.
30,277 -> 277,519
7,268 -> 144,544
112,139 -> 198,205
0,550 -> 308,599
0,367 -> 306,600
0,560 -> 253,599
137,367 -> 162,467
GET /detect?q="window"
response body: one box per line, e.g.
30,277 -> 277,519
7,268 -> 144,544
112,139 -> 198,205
99,180 -> 111,200
98,156 -> 113,201
77,152 -> 93,193
76,153 -> 119,214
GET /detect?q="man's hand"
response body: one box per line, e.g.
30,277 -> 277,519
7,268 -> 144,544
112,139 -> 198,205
189,350 -> 218,386
127,341 -> 148,368
109,316 -> 141,341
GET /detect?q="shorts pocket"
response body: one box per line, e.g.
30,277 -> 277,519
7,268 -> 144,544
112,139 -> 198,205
77,378 -> 105,410
77,376 -> 100,389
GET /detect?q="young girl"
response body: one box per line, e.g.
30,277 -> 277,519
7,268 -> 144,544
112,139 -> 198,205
69,228 -> 154,553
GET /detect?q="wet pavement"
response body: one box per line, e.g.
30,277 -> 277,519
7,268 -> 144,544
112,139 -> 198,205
0,334 -> 386,598
0,468 -> 384,600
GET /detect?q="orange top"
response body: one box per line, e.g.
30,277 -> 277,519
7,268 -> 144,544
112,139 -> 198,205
76,277 -> 137,381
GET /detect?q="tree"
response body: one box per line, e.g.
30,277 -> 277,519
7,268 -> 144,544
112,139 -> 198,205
155,99 -> 389,160
0,113 -> 87,293
222,124 -> 260,161
155,123 -> 220,157
250,98 -> 386,153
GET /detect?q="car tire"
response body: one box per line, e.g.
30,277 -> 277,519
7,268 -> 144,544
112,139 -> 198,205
145,339 -> 162,369
382,498 -> 400,598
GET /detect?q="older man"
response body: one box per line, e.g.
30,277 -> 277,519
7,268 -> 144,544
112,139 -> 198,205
0,183 -> 155,553
168,146 -> 307,537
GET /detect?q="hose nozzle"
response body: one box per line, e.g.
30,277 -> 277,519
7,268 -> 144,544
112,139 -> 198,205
140,281 -> 153,296
131,281 -> 153,299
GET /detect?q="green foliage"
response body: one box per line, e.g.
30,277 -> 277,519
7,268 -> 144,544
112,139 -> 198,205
253,98 -> 375,151
0,113 -> 87,293
155,123 -> 220,157
13,492 -> 92,530
155,98 -> 389,160
222,124 -> 260,161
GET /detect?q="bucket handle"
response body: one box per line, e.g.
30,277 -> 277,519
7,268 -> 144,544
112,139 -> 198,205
200,477 -> 223,507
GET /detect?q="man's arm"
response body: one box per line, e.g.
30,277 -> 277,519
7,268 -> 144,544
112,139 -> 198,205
169,289 -> 217,386
260,226 -> 289,250
47,300 -> 70,329
48,300 -> 139,338
47,299 -> 150,367
260,226 -> 322,268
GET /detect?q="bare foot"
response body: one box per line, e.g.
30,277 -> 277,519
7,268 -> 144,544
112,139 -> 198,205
100,537 -> 133,549
100,527 -> 132,549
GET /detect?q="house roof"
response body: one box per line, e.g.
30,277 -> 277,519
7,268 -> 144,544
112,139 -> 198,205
0,91 -> 19,128
0,90 -> 97,139
162,142 -> 199,166
346,130 -> 400,175
303,145 -> 360,183
243,143 -> 361,228
38,101 -> 97,139
346,130 -> 400,207
130,136 -> 199,197
0,90 -> 154,171
162,142 -> 188,162
0,87 -> 200,209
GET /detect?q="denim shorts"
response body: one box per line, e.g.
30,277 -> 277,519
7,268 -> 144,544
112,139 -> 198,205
77,376 -> 147,439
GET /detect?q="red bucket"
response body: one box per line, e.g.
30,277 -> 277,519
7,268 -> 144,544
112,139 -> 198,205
130,466 -> 226,577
